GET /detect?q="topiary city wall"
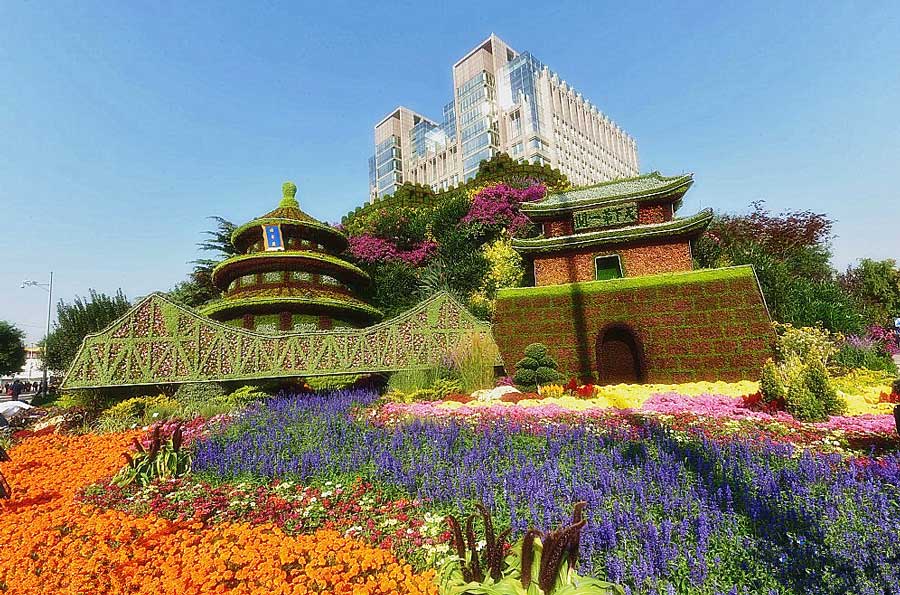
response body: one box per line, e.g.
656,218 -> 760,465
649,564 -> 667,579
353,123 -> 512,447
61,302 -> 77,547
493,265 -> 775,383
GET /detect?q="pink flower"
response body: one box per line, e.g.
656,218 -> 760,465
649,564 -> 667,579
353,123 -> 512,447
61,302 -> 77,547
462,183 -> 546,234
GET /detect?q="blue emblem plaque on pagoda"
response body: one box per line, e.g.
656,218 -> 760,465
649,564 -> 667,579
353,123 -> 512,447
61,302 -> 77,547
263,224 -> 284,251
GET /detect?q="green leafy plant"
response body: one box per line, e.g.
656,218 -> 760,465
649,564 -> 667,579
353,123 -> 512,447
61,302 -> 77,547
831,343 -> 898,374
0,321 -> 25,377
96,395 -> 180,432
449,332 -> 500,393
760,325 -> 845,421
113,425 -> 191,487
173,382 -> 228,416
438,502 -> 624,595
514,343 -> 563,389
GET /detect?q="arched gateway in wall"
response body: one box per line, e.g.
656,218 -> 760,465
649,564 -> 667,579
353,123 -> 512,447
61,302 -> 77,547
596,323 -> 645,384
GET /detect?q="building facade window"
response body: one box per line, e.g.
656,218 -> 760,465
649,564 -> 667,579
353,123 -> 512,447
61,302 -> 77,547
594,255 -> 623,281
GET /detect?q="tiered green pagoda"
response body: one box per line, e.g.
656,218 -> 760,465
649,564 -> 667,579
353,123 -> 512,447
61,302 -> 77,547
512,172 -> 713,285
200,182 -> 381,332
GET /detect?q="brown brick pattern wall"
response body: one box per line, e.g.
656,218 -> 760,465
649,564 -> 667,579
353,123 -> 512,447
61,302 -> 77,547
493,274 -> 774,383
533,240 -> 693,286
637,203 -> 672,224
543,219 -> 573,237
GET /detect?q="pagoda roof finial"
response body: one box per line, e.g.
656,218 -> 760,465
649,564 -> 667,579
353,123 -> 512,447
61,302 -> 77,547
279,181 -> 299,208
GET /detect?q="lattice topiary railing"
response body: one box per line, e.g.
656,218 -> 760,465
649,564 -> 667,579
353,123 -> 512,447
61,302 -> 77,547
62,292 -> 493,389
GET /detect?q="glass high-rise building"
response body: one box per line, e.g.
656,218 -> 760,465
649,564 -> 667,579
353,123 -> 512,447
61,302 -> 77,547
369,34 -> 640,201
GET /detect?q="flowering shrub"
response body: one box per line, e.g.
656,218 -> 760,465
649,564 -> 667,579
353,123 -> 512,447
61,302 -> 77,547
461,183 -> 545,235
348,234 -> 437,266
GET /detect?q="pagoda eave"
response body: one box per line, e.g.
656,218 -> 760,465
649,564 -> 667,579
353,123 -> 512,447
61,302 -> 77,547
512,208 -> 713,255
231,217 -> 347,252
199,295 -> 382,322
522,172 -> 693,218
211,251 -> 370,289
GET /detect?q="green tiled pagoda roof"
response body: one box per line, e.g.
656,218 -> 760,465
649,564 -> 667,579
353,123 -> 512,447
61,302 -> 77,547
211,251 -> 370,288
521,172 -> 693,217
231,182 -> 346,247
511,208 -> 713,254
199,290 -> 382,320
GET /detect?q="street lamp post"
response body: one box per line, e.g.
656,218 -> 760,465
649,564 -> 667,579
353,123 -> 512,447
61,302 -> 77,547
21,272 -> 53,397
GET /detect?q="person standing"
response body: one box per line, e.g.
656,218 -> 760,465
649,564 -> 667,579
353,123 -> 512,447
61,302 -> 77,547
10,380 -> 23,401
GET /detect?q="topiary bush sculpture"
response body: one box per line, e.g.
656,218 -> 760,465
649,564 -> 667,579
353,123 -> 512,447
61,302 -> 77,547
514,343 -> 563,389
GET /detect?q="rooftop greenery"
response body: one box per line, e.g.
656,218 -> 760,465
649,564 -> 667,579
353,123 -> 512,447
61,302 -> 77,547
511,209 -> 713,254
211,251 -> 370,287
521,171 -> 693,217
497,265 -> 756,300
199,294 -> 383,319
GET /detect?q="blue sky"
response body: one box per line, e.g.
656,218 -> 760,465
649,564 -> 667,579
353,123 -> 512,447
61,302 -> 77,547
1,1 -> 898,343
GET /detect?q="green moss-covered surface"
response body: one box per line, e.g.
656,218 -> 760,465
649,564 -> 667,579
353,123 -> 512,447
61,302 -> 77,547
62,291 -> 493,389
511,209 -> 713,254
521,171 -> 693,217
199,294 -> 382,320
499,265 -> 757,299
211,251 -> 370,287
494,265 -> 774,383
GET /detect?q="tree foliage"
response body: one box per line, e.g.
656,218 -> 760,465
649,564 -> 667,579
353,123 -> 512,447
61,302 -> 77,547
839,258 -> 900,327
168,216 -> 237,308
0,321 -> 26,376
44,290 -> 131,373
693,201 -> 863,333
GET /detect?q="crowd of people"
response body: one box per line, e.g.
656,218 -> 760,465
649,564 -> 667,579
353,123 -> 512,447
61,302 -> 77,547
3,379 -> 44,400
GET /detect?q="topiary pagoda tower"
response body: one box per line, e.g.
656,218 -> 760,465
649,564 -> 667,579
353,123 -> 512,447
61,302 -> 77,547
512,172 -> 713,285
200,182 -> 381,332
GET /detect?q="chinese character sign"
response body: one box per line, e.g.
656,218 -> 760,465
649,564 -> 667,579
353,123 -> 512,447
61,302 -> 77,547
263,224 -> 284,251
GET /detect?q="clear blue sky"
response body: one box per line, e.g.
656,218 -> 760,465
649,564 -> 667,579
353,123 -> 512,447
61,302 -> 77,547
2,1 -> 898,343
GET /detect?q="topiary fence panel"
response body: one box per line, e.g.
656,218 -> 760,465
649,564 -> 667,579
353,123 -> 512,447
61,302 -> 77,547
63,292 -> 493,389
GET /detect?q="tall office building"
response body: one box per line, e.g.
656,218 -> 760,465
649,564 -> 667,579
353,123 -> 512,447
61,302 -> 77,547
369,34 -> 640,201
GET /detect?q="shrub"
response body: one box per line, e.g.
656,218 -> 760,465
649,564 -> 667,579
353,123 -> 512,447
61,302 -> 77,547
384,375 -> 461,403
524,343 -> 549,360
303,375 -> 363,392
173,382 -> 227,416
760,361 -> 786,404
514,343 -> 562,388
761,357 -> 844,422
832,343 -> 898,374
388,368 -> 441,394
222,385 -> 268,407
773,323 -> 837,365
448,332 -> 499,393
96,395 -> 179,432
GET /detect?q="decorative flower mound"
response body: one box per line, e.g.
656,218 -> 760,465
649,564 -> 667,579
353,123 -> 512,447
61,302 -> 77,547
0,433 -> 436,595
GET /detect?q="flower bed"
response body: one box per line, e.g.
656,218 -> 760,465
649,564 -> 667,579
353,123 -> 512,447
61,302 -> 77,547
80,477 -> 455,570
0,432 -> 436,594
191,389 -> 900,594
